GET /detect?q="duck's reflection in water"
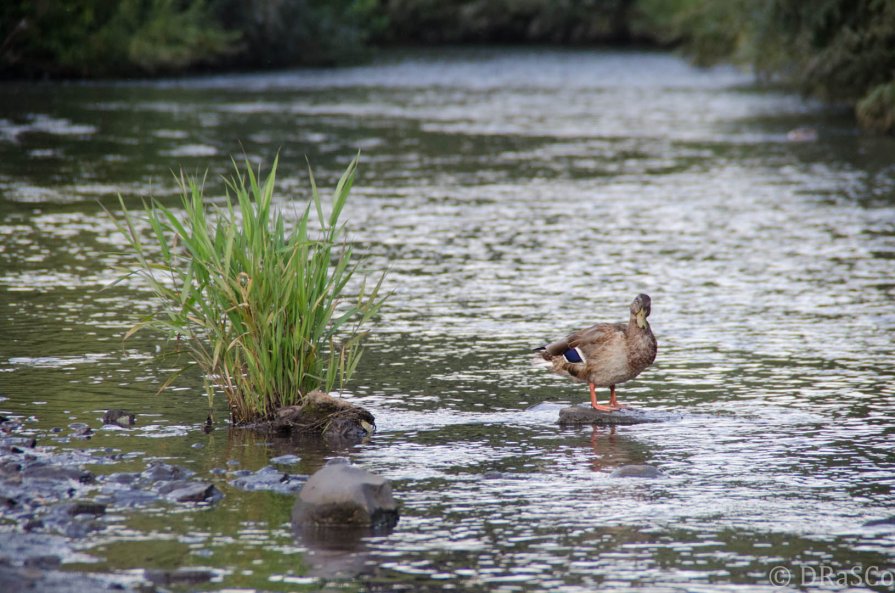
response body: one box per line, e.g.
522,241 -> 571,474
585,425 -> 652,472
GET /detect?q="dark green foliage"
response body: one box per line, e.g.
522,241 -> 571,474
0,0 -> 380,77
858,80 -> 895,133
213,0 -> 385,67
638,0 -> 895,132
2,0 -> 892,132
377,0 -> 636,44
0,0 -> 237,77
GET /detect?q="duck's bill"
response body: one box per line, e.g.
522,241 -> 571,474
635,310 -> 648,328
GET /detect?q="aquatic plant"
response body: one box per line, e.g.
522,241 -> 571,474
110,155 -> 385,423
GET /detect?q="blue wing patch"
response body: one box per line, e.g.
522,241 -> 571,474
562,347 -> 585,364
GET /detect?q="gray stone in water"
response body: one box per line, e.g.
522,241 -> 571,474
0,460 -> 22,478
102,409 -> 135,427
23,554 -> 62,569
56,502 -> 107,517
292,462 -> 398,529
141,462 -> 192,483
610,465 -> 664,479
270,454 -> 301,465
106,472 -> 139,485
230,466 -> 305,494
0,437 -> 36,449
558,405 -> 671,426
145,567 -> 215,586
42,503 -> 106,539
23,463 -> 95,484
161,481 -> 222,503
67,423 -> 92,438
0,533 -> 145,592
109,489 -> 159,507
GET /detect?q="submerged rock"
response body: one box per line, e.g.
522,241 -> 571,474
292,459 -> 398,529
0,533 -> 149,593
24,463 -> 95,484
160,481 -> 222,503
107,489 -> 159,508
141,462 -> 192,483
53,502 -> 107,517
68,423 -> 93,438
102,409 -> 135,427
23,554 -> 62,569
0,564 -> 148,593
558,405 -> 673,426
610,464 -> 664,479
43,502 -> 106,538
230,465 -> 305,494
106,472 -> 140,485
0,436 -> 36,449
145,567 -> 214,586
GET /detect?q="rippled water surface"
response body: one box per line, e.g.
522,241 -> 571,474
1,49 -> 895,592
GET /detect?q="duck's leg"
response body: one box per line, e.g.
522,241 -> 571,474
608,385 -> 627,410
590,383 -> 616,412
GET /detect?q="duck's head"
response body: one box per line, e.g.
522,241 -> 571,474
631,294 -> 651,328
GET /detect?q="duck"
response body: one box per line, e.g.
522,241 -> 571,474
534,294 -> 657,411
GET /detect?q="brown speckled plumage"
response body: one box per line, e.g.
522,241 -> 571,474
535,294 -> 657,409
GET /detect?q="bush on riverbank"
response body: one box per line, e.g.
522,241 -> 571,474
111,156 -> 385,424
0,0 -> 379,77
215,0 -> 384,69
2,0 -> 892,133
639,0 -> 895,133
0,0 -> 237,77
375,0 -> 638,44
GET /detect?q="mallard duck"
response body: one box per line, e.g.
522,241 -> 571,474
534,294 -> 657,411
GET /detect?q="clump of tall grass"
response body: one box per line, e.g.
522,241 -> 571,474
111,155 -> 385,424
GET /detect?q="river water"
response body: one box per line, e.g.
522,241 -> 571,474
1,49 -> 894,592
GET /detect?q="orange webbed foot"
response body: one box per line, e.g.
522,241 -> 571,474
591,403 -> 617,412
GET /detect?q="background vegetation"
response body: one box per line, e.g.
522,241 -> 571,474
636,0 -> 895,133
2,0 -> 892,131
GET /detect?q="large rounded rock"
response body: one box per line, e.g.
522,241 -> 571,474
292,459 -> 398,530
